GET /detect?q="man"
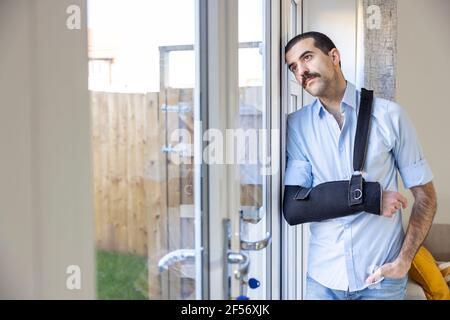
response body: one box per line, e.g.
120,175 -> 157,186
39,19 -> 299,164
284,31 -> 437,300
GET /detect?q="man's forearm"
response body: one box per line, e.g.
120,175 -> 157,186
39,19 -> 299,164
398,181 -> 437,265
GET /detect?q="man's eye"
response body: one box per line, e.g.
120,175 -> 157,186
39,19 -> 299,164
304,54 -> 312,61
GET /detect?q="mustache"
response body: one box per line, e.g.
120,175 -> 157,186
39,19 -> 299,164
302,73 -> 321,87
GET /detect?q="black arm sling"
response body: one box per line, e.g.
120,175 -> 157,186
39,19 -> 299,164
283,88 -> 382,226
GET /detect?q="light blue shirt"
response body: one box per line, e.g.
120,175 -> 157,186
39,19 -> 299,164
284,82 -> 433,292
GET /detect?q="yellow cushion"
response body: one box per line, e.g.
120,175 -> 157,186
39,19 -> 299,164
408,246 -> 450,300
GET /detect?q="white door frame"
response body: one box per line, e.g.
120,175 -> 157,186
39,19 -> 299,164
206,0 -> 240,300
269,0 -> 282,300
281,0 -> 306,300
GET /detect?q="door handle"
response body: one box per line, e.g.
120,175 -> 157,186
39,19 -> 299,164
227,251 -> 250,278
240,232 -> 271,251
224,216 -> 271,299
158,249 -> 195,272
227,251 -> 249,264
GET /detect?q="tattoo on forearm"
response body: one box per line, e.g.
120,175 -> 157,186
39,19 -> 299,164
400,182 -> 437,264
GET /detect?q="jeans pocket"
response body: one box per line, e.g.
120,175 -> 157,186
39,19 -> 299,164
381,275 -> 408,288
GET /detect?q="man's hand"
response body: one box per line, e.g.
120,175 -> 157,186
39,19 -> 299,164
381,190 -> 408,217
365,257 -> 410,284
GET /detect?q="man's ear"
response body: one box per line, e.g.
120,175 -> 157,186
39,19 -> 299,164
329,48 -> 341,67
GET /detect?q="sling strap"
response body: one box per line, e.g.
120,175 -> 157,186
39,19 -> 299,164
349,88 -> 373,206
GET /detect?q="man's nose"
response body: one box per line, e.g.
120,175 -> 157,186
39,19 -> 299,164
295,64 -> 308,79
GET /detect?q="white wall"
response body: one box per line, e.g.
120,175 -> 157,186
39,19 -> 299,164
0,0 -> 95,299
0,0 -> 36,299
303,0 -> 357,105
397,0 -> 450,224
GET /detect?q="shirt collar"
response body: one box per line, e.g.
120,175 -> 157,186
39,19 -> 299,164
342,81 -> 358,109
315,81 -> 358,117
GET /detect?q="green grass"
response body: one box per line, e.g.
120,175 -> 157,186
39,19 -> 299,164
96,249 -> 148,300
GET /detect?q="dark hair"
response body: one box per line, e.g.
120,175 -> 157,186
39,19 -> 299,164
285,31 -> 341,66
286,31 -> 337,54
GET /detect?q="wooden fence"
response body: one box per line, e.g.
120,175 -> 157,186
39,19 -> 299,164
91,88 -> 193,298
91,87 -> 262,299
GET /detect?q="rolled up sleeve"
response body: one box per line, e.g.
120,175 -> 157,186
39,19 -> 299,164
398,158 -> 433,189
284,113 -> 313,187
389,102 -> 433,188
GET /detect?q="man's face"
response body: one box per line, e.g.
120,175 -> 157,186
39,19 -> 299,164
285,38 -> 339,97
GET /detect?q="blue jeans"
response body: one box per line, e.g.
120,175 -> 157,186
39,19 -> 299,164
305,273 -> 408,300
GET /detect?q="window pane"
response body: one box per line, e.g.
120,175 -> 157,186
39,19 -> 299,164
238,0 -> 269,300
88,0 -> 198,300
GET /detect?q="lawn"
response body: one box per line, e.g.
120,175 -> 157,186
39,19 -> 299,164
96,249 -> 148,300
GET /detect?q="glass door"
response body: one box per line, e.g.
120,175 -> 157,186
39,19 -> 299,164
88,0 -> 203,299
89,0 -> 278,300
206,0 -> 278,300
234,0 -> 272,300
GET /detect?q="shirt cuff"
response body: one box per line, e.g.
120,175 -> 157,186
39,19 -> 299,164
284,159 -> 312,187
399,158 -> 434,189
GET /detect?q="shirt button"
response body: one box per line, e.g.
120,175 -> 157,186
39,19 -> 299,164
339,147 -> 344,152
